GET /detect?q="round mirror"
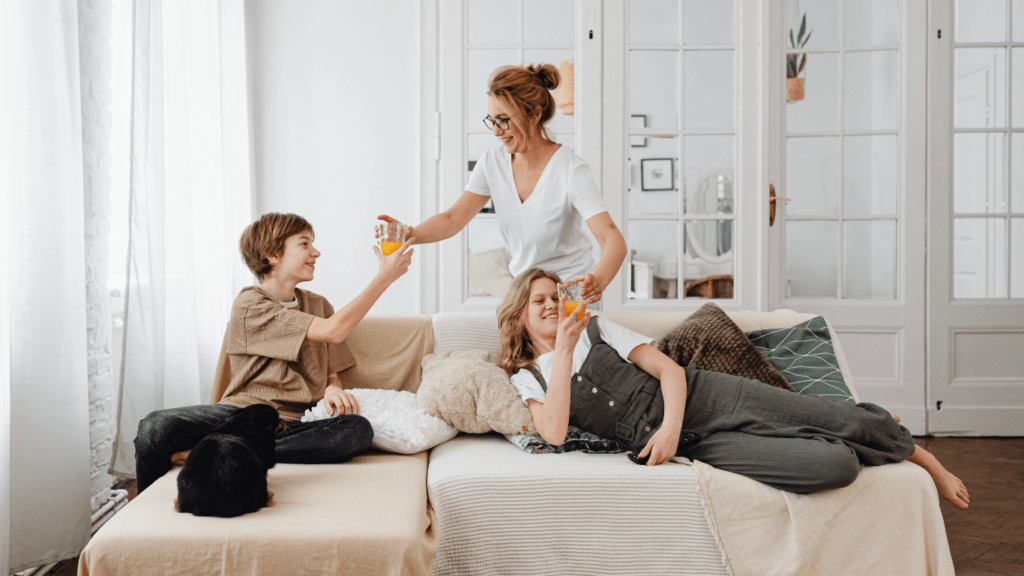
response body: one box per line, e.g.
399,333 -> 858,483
685,168 -> 734,265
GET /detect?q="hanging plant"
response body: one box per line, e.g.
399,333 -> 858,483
787,13 -> 812,102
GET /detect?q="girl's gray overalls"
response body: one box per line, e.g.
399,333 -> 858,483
535,321 -> 916,494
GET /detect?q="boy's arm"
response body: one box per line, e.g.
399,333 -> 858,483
306,241 -> 414,344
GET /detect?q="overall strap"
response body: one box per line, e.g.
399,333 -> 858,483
585,318 -> 604,345
530,365 -> 548,392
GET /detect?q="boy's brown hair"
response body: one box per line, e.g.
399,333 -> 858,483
239,213 -> 314,282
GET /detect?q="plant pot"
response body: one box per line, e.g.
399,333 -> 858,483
787,77 -> 805,102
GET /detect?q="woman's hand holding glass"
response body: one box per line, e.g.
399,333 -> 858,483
571,273 -> 604,304
375,215 -> 415,245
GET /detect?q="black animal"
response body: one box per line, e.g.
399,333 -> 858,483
176,404 -> 280,517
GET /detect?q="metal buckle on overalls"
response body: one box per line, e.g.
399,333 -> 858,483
614,422 -> 635,444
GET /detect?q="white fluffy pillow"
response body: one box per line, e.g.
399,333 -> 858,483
302,388 -> 458,454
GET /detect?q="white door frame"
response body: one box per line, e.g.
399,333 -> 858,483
767,0 -> 929,433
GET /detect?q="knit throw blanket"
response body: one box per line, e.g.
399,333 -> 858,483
656,303 -> 794,391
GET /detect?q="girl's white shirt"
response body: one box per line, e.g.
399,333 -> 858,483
465,143 -> 608,281
509,317 -> 654,406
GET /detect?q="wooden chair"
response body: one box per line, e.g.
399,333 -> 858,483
685,274 -> 734,299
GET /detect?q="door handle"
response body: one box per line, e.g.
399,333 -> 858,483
769,184 -> 791,227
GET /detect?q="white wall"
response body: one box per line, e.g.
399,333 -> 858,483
247,1 -> 422,314
81,0 -> 117,512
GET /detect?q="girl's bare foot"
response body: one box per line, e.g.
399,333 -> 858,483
934,470 -> 970,509
906,444 -> 970,509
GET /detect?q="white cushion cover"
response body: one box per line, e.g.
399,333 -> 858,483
303,388 -> 458,454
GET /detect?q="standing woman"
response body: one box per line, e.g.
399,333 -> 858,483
379,64 -> 627,303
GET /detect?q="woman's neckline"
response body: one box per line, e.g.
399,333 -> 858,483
508,143 -> 563,206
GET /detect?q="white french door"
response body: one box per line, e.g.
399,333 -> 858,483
926,0 -> 1024,435
767,0 -> 929,433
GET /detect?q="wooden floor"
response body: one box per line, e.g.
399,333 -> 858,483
915,437 -> 1024,576
44,437 -> 1024,576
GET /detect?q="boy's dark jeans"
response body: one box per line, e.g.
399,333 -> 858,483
134,404 -> 374,493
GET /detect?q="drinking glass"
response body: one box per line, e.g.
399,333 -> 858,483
558,281 -> 587,318
375,222 -> 407,255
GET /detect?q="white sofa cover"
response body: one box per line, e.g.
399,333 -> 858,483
426,309 -> 811,576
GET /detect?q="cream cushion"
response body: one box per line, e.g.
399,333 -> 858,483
337,315 -> 434,393
80,453 -> 438,576
417,351 -> 536,435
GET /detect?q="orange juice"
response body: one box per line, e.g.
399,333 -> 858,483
564,300 -> 586,317
381,242 -> 402,256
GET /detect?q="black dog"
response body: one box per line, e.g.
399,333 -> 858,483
176,404 -> 280,517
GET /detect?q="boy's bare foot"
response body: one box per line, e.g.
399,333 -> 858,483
170,450 -> 191,466
934,470 -> 970,509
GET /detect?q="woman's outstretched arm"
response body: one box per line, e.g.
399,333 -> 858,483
379,191 -> 489,245
577,213 -> 627,303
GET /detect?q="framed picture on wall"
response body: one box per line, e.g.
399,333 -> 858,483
629,114 -> 647,147
640,158 -> 674,191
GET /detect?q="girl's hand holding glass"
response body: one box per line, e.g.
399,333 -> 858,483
556,281 -> 590,350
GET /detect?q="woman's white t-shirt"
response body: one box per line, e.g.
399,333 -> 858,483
508,317 -> 654,406
465,144 -> 608,281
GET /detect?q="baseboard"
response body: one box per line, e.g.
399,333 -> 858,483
927,407 -> 1024,436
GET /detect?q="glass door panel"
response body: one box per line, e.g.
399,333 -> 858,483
624,0 -> 737,302
950,0 -> 1021,299
782,0 -> 901,301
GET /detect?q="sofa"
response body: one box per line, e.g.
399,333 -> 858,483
80,309 -> 955,576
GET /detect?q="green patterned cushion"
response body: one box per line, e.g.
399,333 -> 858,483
746,316 -> 856,404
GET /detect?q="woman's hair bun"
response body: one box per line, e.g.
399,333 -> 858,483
527,63 -> 560,91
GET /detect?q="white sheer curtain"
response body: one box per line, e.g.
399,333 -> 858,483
0,2 -> 93,572
109,0 -> 254,478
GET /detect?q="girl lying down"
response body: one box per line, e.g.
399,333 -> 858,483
496,268 -> 970,509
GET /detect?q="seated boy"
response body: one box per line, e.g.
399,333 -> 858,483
134,212 -> 414,493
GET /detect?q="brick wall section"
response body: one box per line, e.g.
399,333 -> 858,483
79,0 -> 116,513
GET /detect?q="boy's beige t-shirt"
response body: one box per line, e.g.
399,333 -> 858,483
216,286 -> 356,422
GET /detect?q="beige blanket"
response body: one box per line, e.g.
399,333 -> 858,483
79,453 -> 437,576
690,459 -> 955,576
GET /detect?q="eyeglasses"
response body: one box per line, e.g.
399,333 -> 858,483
483,116 -> 511,131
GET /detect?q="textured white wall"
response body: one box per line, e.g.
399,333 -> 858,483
247,1 -> 422,314
79,0 -> 116,512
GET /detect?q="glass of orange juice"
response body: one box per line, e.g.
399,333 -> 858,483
558,281 -> 587,318
375,222 -> 406,255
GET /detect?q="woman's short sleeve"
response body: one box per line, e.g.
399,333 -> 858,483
569,161 -> 607,221
464,149 -> 494,197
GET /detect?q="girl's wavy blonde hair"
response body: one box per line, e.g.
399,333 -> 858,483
497,268 -> 562,377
